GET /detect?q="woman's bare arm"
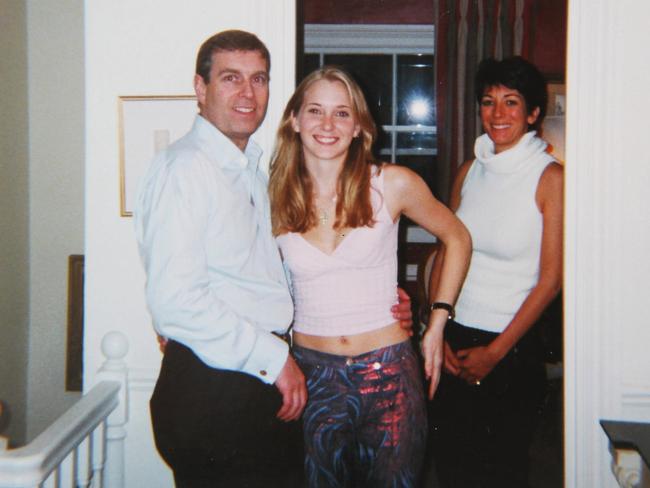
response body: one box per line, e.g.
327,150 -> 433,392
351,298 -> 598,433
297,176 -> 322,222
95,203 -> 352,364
384,164 -> 472,398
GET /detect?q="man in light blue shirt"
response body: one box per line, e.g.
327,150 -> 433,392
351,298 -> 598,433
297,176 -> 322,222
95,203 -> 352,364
135,30 -> 306,487
135,41 -> 297,401
135,29 -> 412,487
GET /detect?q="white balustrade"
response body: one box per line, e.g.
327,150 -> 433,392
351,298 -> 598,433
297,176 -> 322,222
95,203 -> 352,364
96,331 -> 129,488
609,445 -> 650,488
0,332 -> 129,488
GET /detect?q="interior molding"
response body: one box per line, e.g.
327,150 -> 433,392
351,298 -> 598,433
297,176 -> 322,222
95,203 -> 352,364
249,0 -> 297,169
564,0 -> 625,485
621,384 -> 650,409
127,368 -> 158,392
304,24 -> 434,53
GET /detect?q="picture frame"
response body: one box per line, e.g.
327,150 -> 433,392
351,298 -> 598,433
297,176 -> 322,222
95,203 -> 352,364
118,95 -> 198,217
547,82 -> 566,116
65,254 -> 84,392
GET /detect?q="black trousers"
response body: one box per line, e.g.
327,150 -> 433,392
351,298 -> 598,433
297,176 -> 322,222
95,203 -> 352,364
150,340 -> 304,488
428,321 -> 546,488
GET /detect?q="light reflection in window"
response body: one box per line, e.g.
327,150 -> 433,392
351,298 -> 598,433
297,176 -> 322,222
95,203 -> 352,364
406,97 -> 432,123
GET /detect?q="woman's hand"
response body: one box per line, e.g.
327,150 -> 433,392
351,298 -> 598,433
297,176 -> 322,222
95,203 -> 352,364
456,345 -> 500,385
421,323 -> 445,400
442,340 -> 461,376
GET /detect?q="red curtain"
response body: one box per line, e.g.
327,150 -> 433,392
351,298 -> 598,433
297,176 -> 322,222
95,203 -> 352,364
433,0 -> 533,202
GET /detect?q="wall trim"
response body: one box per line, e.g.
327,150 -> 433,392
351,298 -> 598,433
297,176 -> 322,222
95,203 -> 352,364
621,384 -> 650,409
128,368 -> 158,392
565,0 -> 634,486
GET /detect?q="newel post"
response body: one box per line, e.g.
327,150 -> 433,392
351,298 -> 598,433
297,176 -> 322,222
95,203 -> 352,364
97,332 -> 129,488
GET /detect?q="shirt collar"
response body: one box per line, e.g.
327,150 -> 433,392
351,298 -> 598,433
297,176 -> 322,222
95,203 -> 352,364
193,114 -> 263,173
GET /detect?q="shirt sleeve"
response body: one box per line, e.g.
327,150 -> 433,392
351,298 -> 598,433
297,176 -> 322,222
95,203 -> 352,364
135,154 -> 289,384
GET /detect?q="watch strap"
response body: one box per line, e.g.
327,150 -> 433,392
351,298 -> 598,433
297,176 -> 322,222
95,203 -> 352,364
430,302 -> 455,320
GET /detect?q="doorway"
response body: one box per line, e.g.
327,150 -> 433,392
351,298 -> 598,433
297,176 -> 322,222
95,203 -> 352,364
297,1 -> 567,486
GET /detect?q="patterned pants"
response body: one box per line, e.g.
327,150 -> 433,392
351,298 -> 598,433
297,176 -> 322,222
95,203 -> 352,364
293,340 -> 427,488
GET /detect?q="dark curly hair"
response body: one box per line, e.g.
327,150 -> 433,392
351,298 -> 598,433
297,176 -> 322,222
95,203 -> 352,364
475,56 -> 548,131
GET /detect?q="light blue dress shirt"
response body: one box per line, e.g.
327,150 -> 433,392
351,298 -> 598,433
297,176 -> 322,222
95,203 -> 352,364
134,115 -> 293,384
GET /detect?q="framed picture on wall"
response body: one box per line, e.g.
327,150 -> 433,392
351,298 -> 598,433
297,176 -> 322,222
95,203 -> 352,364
118,95 -> 197,217
66,254 -> 84,391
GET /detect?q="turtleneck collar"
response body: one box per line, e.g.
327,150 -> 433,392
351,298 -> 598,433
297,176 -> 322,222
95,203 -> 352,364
474,131 -> 549,174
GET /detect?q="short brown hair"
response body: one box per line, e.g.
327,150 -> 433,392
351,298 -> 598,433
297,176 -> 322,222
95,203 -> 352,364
195,30 -> 271,83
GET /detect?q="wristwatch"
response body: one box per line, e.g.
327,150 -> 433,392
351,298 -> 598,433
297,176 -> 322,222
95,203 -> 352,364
430,302 -> 455,320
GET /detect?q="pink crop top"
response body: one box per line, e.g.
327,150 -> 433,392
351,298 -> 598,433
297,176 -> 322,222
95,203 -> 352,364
275,166 -> 399,337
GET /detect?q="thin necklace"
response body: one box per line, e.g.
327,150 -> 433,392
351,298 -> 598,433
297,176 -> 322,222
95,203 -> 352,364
315,196 -> 345,237
316,194 -> 336,226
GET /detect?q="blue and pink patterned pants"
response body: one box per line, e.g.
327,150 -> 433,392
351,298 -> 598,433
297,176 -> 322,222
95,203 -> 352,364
293,340 -> 427,488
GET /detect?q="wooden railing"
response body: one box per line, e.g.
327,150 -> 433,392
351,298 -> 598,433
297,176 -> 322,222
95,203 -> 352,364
0,332 -> 129,488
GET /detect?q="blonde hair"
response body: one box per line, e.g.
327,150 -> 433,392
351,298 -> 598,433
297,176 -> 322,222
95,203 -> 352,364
269,66 -> 380,236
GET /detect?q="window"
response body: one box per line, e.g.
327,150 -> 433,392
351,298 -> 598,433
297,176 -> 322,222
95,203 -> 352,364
303,24 -> 436,193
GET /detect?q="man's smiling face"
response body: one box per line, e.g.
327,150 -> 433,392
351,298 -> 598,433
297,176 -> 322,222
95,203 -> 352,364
194,49 -> 270,151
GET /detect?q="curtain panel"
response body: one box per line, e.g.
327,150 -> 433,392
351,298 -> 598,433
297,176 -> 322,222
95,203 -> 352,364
433,0 -> 533,202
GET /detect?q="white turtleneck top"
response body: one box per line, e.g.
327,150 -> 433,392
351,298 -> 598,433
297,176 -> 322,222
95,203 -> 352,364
454,131 -> 557,333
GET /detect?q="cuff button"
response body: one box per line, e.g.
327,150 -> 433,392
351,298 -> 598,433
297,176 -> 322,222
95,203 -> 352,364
260,370 -> 267,376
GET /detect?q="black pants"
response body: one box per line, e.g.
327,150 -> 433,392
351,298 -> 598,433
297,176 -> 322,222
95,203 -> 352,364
428,321 -> 546,488
150,340 -> 304,488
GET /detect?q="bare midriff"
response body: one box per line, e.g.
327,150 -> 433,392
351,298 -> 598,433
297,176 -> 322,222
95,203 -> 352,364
293,321 -> 409,356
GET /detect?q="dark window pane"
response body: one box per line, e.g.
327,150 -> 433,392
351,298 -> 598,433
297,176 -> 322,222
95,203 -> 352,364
324,54 -> 392,126
375,128 -> 392,156
301,54 -> 321,81
397,55 -> 434,126
395,155 -> 437,196
396,131 -> 436,150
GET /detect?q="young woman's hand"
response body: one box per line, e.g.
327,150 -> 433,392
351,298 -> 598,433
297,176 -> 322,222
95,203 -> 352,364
421,322 -> 445,399
442,340 -> 461,376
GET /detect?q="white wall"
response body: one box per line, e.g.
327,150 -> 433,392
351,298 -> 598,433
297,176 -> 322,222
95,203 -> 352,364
564,0 -> 650,486
0,0 -> 30,446
82,1 -> 296,485
24,0 -> 85,442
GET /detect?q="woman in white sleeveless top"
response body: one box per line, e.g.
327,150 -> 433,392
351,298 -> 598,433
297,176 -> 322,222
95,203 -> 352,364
429,57 -> 564,487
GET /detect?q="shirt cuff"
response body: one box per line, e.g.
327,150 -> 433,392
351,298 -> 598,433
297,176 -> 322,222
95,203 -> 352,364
241,331 -> 290,384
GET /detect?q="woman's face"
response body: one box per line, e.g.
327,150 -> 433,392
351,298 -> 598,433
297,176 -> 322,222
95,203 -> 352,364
292,79 -> 360,166
480,84 -> 540,153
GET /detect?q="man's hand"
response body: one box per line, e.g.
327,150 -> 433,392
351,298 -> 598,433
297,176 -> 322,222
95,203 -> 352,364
156,334 -> 168,354
392,287 -> 413,335
274,355 -> 307,422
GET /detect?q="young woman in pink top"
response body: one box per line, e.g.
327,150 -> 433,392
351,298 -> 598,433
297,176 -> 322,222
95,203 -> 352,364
268,67 -> 471,487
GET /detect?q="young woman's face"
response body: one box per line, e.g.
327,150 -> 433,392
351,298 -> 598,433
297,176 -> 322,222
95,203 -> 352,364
480,84 -> 540,153
292,79 -> 360,166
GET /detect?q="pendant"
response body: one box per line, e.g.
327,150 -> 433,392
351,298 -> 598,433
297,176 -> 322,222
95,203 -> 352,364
318,208 -> 328,225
